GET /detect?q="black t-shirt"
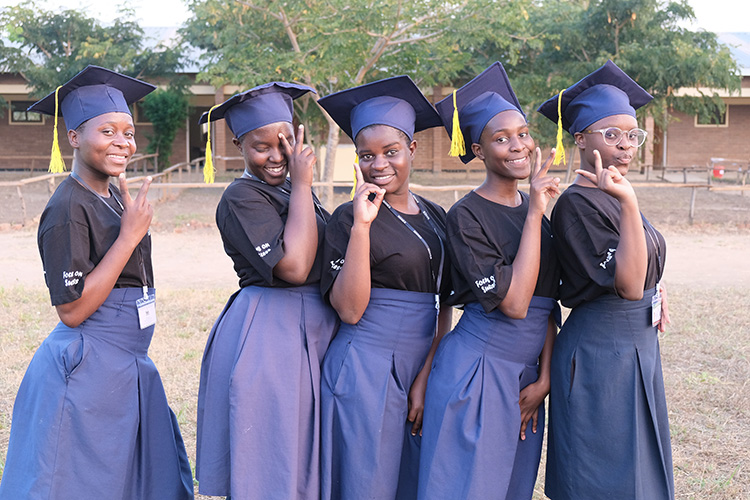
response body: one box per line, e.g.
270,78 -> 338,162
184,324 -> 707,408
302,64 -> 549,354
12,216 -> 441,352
37,176 -> 154,306
446,190 -> 559,313
216,177 -> 330,288
551,184 -> 666,308
321,194 -> 451,300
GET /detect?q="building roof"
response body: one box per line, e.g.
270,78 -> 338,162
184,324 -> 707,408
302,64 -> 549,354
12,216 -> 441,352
718,32 -> 750,75
142,27 -> 202,73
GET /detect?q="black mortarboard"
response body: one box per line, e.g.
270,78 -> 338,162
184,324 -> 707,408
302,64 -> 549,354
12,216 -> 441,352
198,82 -> 315,139
28,65 -> 156,132
435,62 -> 523,164
198,82 -> 315,183
27,65 -> 155,173
317,75 -> 442,141
537,60 -> 653,136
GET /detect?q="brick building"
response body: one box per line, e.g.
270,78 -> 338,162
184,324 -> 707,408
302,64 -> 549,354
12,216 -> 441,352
2,32 -> 747,174
665,33 -> 750,168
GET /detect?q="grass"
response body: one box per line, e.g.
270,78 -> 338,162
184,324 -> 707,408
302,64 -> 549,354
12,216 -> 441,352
1,180 -> 749,498
0,285 -> 747,498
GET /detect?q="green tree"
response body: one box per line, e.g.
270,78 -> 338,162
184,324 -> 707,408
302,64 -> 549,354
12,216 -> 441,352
183,0 -> 485,205
141,82 -> 190,170
0,1 -> 186,166
0,1 -> 183,94
507,0 -> 740,159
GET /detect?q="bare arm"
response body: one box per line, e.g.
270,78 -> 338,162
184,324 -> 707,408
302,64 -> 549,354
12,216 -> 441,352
273,125 -> 319,284
576,150 -> 646,300
408,304 -> 453,436
499,148 -> 561,318
56,175 -> 152,328
519,313 -> 557,440
329,164 -> 385,324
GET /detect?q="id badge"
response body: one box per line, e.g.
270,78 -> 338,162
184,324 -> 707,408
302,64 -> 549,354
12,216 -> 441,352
651,285 -> 662,328
136,287 -> 157,329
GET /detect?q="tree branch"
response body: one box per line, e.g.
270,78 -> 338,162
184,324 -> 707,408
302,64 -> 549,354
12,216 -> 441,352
234,0 -> 283,21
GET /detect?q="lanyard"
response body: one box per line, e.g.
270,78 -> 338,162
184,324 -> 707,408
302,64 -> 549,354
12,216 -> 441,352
382,193 -> 445,303
70,172 -> 150,295
241,171 -> 326,219
70,171 -> 123,216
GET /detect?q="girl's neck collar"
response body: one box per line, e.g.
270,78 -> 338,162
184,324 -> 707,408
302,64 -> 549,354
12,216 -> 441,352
384,190 -> 419,214
71,166 -> 111,197
474,178 -> 522,207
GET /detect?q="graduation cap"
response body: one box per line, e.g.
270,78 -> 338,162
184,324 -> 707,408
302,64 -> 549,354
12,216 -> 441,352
537,60 -> 653,165
27,65 -> 156,173
434,62 -> 523,164
317,75 -> 442,142
199,82 -> 316,183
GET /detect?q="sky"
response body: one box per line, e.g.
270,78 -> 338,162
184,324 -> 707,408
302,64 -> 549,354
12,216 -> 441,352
0,0 -> 747,32
0,0 -> 191,27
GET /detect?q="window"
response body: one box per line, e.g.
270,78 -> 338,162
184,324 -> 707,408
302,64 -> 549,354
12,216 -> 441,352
9,100 -> 43,124
134,101 -> 152,124
695,106 -> 728,127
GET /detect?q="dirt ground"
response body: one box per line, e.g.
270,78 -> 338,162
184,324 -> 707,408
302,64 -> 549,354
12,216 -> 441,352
0,171 -> 749,498
2,170 -> 750,291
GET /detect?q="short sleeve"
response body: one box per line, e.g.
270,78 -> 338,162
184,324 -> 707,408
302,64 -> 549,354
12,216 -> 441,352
320,203 -> 354,298
446,206 -> 513,313
39,220 -> 94,306
219,194 -> 287,285
554,196 -> 619,292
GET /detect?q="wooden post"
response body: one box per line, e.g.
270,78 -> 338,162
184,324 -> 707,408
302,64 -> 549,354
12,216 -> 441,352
214,85 -> 228,174
17,185 -> 27,224
688,187 -> 697,225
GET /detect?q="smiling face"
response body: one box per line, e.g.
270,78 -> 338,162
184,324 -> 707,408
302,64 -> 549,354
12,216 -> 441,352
575,113 -> 639,176
472,109 -> 535,180
233,121 -> 295,186
68,111 -> 136,181
355,124 -> 416,196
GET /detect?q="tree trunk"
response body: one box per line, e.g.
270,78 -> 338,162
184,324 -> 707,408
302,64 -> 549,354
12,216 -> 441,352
321,115 -> 341,211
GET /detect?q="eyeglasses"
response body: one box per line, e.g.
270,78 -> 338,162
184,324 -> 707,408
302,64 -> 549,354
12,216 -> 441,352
584,127 -> 648,148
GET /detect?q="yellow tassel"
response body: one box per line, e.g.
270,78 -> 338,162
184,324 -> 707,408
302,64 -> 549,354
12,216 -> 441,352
48,86 -> 66,173
553,88 -> 567,166
203,104 -> 220,184
350,154 -> 358,200
448,90 -> 465,157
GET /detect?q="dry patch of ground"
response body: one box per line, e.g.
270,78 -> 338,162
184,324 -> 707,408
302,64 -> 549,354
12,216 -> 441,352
0,174 -> 748,498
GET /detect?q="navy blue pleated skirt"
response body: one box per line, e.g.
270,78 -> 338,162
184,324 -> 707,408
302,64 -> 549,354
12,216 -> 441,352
545,288 -> 674,500
0,288 -> 194,500
320,288 -> 438,500
196,285 -> 338,499
418,296 -> 557,500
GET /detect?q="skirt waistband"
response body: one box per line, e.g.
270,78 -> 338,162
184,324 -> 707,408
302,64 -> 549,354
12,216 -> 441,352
61,287 -> 157,355
579,287 -> 657,312
454,296 -> 557,364
337,288 -> 437,352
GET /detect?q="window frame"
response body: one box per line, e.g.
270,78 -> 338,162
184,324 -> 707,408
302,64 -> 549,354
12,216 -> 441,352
694,105 -> 728,128
8,100 -> 45,125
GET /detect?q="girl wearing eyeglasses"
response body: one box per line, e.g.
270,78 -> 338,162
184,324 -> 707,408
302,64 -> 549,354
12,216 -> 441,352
537,61 -> 674,500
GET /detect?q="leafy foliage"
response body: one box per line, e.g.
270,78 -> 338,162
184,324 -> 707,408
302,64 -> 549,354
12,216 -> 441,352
141,83 -> 190,170
182,0 -> 537,203
0,1 -> 183,96
511,0 -> 740,143
0,1 -> 187,167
